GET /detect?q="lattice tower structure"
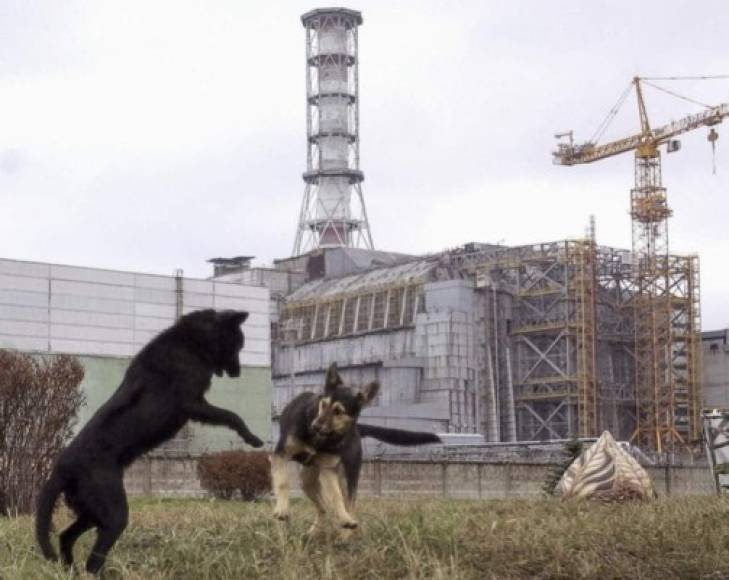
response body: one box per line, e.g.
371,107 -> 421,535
481,242 -> 635,442
629,142 -> 702,452
293,8 -> 373,255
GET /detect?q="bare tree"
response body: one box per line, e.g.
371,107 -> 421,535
0,350 -> 85,515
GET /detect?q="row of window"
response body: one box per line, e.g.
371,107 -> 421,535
281,285 -> 424,342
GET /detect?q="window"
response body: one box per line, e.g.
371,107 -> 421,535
356,294 -> 372,332
313,304 -> 328,339
342,298 -> 357,335
327,300 -> 343,337
387,287 -> 404,328
371,291 -> 387,329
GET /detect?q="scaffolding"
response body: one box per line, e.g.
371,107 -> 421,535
632,253 -> 702,453
478,241 -> 640,442
552,76 -> 716,453
274,239 -> 700,452
572,239 -> 598,438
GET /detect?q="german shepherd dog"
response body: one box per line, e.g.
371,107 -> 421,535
36,309 -> 264,575
271,363 -> 441,537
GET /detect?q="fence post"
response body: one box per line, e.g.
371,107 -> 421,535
665,463 -> 672,496
442,462 -> 448,498
504,463 -> 512,498
374,459 -> 382,497
477,463 -> 483,500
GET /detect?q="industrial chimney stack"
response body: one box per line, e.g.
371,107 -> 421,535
293,7 -> 374,255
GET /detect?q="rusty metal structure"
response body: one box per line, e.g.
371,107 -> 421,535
272,240 -> 644,446
552,76 -> 721,452
473,240 -> 634,442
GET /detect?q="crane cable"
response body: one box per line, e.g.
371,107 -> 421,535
641,79 -> 714,109
641,75 -> 729,81
642,78 -> 728,174
589,80 -> 633,145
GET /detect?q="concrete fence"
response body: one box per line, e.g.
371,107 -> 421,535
124,455 -> 717,499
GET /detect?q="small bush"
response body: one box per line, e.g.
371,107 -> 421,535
197,451 -> 271,501
542,438 -> 584,496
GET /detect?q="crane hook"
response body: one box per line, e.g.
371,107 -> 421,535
708,128 -> 719,175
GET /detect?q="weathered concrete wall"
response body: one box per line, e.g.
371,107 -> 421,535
124,457 -> 716,499
271,278 -> 480,441
0,257 -> 270,366
125,456 -> 203,497
703,331 -> 729,408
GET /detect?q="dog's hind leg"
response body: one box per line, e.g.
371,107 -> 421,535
270,453 -> 291,521
81,474 -> 129,575
59,514 -> 94,567
300,464 -> 326,536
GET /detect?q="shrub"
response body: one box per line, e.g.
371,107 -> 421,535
197,451 -> 271,501
542,438 -> 584,497
0,351 -> 85,515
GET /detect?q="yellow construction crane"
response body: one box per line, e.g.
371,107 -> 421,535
553,75 -> 729,454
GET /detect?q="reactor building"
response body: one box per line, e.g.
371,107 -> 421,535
210,7 -> 703,454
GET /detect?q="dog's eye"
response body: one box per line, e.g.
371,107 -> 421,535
333,407 -> 342,415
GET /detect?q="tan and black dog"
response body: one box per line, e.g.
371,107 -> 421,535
271,363 -> 441,537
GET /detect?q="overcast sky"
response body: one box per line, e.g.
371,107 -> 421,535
1,1 -> 728,327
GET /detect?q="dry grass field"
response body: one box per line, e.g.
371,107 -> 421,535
1,496 -> 728,579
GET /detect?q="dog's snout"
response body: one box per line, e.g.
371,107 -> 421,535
312,420 -> 331,435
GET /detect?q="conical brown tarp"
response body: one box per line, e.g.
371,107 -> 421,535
556,431 -> 656,501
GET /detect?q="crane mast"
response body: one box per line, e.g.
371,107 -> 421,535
554,76 -> 726,453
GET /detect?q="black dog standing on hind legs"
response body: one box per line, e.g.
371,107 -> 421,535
35,309 -> 265,575
271,363 -> 442,538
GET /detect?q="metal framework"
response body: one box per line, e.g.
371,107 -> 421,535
293,8 -> 373,255
483,242 -> 635,442
275,238 -> 696,448
553,76 -> 710,452
632,252 -> 702,452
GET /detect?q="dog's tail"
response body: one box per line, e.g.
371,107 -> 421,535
358,423 -> 441,446
35,469 -> 65,562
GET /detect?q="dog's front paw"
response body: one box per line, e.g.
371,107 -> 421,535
273,509 -> 289,522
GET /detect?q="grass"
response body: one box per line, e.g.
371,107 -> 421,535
1,495 -> 729,579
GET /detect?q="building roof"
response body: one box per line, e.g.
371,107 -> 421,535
284,256 -> 441,304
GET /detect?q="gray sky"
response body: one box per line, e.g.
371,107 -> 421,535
1,1 -> 728,328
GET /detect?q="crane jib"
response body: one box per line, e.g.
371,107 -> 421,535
554,102 -> 729,165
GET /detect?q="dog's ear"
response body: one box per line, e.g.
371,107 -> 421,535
357,381 -> 380,407
324,363 -> 342,394
218,310 -> 249,326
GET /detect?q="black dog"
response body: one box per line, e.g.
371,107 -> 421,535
36,309 -> 264,574
271,363 -> 441,538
